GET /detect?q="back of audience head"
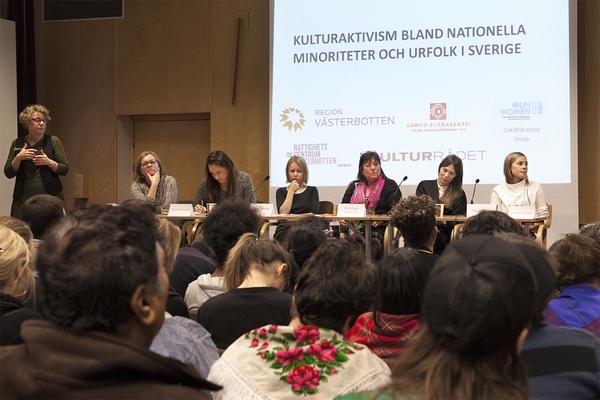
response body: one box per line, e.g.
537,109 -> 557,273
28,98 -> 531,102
157,218 -> 182,274
390,195 -> 436,248
223,233 -> 290,292
0,225 -> 34,302
21,194 -> 65,239
293,240 -> 376,334
37,205 -> 166,341
580,222 -> 600,248
285,223 -> 327,289
197,200 -> 261,266
461,210 -> 526,238
373,248 -> 429,325
548,234 -> 600,289
495,232 -> 558,327
389,235 -> 536,399
0,217 -> 35,257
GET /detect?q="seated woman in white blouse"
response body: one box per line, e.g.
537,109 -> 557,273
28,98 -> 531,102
490,152 -> 548,231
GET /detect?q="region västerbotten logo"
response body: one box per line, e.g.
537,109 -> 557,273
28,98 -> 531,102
280,107 -> 306,132
430,103 -> 447,120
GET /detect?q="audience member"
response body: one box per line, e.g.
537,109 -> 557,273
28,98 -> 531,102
0,225 -> 41,346
390,195 -> 439,268
363,235 -> 537,399
183,200 -> 261,313
0,205 -> 219,398
461,209 -> 527,238
284,222 -> 327,292
544,234 -> 600,337
580,221 -> 600,248
21,194 -> 65,240
156,218 -> 188,318
208,240 -> 390,398
197,233 -> 292,349
346,247 -> 428,360
499,233 -> 600,399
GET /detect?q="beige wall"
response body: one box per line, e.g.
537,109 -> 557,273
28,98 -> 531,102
32,0 -> 599,222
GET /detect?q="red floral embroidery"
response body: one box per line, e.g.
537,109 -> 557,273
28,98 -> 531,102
250,338 -> 259,347
286,366 -> 320,392
275,347 -> 304,366
307,341 -> 337,362
293,325 -> 320,344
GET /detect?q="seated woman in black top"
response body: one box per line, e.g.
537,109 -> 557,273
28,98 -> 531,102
197,233 -> 292,349
341,151 -> 401,258
274,156 -> 319,241
416,154 -> 467,254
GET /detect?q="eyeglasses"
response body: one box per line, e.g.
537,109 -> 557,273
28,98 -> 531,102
141,160 -> 157,168
31,118 -> 47,125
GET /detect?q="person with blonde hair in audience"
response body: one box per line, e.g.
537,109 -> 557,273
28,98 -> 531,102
209,240 -> 390,399
197,233 -> 292,349
0,225 -> 41,346
544,234 -> 600,337
155,218 -> 188,318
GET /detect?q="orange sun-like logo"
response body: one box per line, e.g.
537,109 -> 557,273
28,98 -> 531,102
280,107 -> 306,132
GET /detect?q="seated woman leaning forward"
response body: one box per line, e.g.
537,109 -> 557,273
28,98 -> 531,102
274,156 -> 319,240
194,150 -> 255,213
130,150 -> 178,213
416,154 -> 467,253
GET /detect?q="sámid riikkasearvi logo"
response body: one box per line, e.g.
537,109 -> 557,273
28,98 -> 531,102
430,103 -> 447,120
280,107 -> 306,132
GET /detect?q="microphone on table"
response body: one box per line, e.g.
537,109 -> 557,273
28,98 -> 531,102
250,175 -> 270,202
470,178 -> 480,204
393,176 -> 408,204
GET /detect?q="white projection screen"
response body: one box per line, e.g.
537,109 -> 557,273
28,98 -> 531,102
269,0 -> 578,245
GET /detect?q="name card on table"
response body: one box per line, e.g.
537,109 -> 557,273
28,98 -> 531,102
508,205 -> 537,219
167,203 -> 194,217
251,203 -> 276,217
337,204 -> 366,218
466,204 -> 498,218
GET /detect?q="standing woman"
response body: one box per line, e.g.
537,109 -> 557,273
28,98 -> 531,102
4,105 -> 69,219
194,150 -> 255,213
416,154 -> 467,253
341,151 -> 401,257
131,150 -> 178,213
491,152 -> 549,228
274,156 -> 319,240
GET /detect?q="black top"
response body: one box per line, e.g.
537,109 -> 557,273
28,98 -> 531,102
415,179 -> 467,216
197,287 -> 292,349
167,286 -> 190,318
276,186 -> 320,214
341,178 -> 401,214
0,292 -> 43,346
170,242 -> 217,297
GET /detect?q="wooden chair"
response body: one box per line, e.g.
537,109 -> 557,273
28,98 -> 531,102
318,200 -> 335,215
535,204 -> 553,249
383,225 -> 401,255
450,223 -> 464,243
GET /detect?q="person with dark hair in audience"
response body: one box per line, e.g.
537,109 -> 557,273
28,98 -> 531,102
21,194 -> 65,240
341,151 -> 401,258
389,195 -> 439,268
197,233 -> 292,350
498,232 -> 600,400
0,225 -> 41,346
544,234 -> 600,337
346,247 -> 429,361
183,200 -> 262,315
208,240 -> 390,398
284,222 -> 328,292
348,235 -> 536,399
194,150 -> 255,213
0,205 -> 220,398
416,154 -> 467,253
460,209 -> 527,238
580,221 -> 600,248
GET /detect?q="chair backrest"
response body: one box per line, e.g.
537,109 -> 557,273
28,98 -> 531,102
319,200 -> 334,214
